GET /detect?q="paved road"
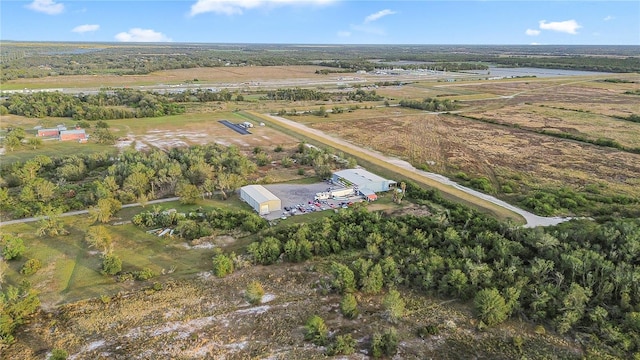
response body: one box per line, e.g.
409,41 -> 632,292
260,113 -> 571,228
0,197 -> 180,227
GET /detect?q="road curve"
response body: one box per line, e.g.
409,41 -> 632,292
257,113 -> 570,228
0,197 -> 180,227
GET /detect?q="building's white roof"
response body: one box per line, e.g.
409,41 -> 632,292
333,169 -> 394,187
60,129 -> 86,135
241,185 -> 279,204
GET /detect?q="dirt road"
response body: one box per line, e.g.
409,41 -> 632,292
256,112 -> 570,228
0,197 -> 180,227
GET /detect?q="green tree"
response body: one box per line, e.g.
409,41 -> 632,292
474,288 -> 509,327
0,283 -> 40,345
304,315 -> 329,346
212,251 -> 234,278
326,334 -> 356,356
383,289 -> 406,323
177,183 -> 200,205
371,327 -> 399,358
245,280 -> 265,305
36,206 -> 67,237
362,263 -> 384,294
330,262 -> 356,294
89,198 -> 122,223
85,226 -> 113,255
4,135 -> 21,152
101,254 -> 122,275
340,293 -> 359,319
1,235 -> 25,260
27,137 -> 42,150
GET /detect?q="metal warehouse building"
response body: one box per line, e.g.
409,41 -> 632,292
331,169 -> 396,199
240,185 -> 281,215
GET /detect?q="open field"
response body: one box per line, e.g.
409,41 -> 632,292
1,66 -> 338,90
1,198 -> 257,307
466,104 -> 640,149
309,112 -> 640,213
6,260 -> 584,360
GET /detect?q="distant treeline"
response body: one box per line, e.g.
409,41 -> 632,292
262,88 -> 383,102
1,90 -> 185,120
2,43 -> 638,82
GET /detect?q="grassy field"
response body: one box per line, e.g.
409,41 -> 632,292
467,103 -> 640,149
1,65 -> 339,90
1,198 -> 255,307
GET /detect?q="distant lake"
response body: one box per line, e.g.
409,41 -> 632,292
44,48 -> 103,55
466,66 -> 613,78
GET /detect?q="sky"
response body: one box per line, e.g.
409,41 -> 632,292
1,0 -> 639,45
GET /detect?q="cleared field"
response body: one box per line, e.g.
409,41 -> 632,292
310,113 -> 640,203
6,260 -> 584,360
2,65 -> 336,89
466,104 -> 640,149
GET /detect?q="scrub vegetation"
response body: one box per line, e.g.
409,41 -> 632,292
1,43 -> 638,359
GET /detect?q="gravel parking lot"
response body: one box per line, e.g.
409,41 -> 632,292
263,182 -> 362,220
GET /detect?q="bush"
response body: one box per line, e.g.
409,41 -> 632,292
1,235 -> 25,260
330,262 -> 356,294
326,334 -> 356,356
340,293 -> 359,319
416,324 -> 440,338
371,327 -> 399,358
245,281 -> 265,305
304,315 -> 329,346
383,289 -> 406,323
212,252 -> 234,277
474,288 -> 509,326
135,267 -> 154,281
50,348 -> 69,360
20,258 -> 42,275
101,254 -> 122,275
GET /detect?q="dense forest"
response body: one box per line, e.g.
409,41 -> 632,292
239,184 -> 640,358
2,43 -> 638,82
1,90 -> 185,120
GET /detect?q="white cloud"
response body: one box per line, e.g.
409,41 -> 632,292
190,0 -> 334,16
364,9 -> 396,23
603,15 -> 614,21
539,20 -> 581,35
337,31 -> 351,37
115,28 -> 172,42
26,0 -> 64,15
525,29 -> 541,36
72,24 -> 100,33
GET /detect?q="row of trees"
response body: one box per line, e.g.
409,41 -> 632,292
0,144 -> 258,220
399,98 -> 458,112
2,90 -> 185,120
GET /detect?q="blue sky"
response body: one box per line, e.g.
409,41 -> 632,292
1,0 -> 638,44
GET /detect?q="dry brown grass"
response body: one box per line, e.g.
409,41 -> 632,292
466,104 -> 640,149
6,262 -> 584,359
4,65 -> 334,88
311,113 -> 640,198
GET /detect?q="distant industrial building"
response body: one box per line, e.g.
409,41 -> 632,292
331,169 -> 396,201
37,128 -> 60,137
59,129 -> 87,142
240,185 -> 281,215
